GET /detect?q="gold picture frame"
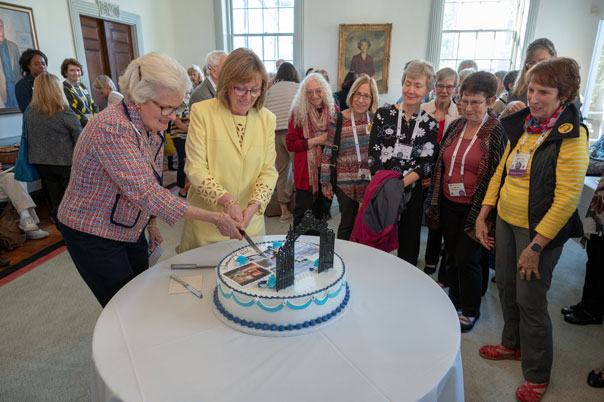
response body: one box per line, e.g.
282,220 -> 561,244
338,23 -> 392,94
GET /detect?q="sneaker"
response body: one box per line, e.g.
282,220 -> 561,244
279,213 -> 293,223
25,229 -> 49,240
18,216 -> 39,232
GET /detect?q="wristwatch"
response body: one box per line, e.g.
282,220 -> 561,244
530,243 -> 543,253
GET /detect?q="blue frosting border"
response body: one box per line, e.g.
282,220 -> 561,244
213,283 -> 350,332
216,241 -> 346,300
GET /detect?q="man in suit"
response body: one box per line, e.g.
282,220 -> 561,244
189,50 -> 227,107
0,17 -> 22,108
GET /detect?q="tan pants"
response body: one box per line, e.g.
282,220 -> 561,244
275,129 -> 294,204
0,172 -> 39,223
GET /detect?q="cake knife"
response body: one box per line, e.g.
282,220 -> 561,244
170,274 -> 203,298
240,230 -> 268,257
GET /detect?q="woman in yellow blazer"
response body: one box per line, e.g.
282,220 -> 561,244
180,48 -> 278,251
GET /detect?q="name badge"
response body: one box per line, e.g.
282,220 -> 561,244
357,168 -> 371,181
394,143 -> 412,160
84,113 -> 94,120
509,153 -> 530,177
448,182 -> 466,197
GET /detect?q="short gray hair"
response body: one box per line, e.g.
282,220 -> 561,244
93,74 -> 116,91
402,60 -> 436,92
205,50 -> 227,69
435,67 -> 458,86
458,68 -> 476,85
119,53 -> 190,104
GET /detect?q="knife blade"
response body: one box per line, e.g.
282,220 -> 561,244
170,274 -> 203,298
240,230 -> 268,257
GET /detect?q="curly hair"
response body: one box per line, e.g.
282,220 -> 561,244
290,73 -> 335,127
357,38 -> 371,51
18,49 -> 48,76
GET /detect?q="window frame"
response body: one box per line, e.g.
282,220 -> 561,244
581,18 -> 604,143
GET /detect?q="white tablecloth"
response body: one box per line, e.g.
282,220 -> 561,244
92,236 -> 464,402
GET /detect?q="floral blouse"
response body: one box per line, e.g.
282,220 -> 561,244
368,104 -> 439,179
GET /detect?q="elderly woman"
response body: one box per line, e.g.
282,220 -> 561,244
320,74 -> 378,240
350,39 -> 375,77
57,53 -> 242,307
180,48 -> 277,251
264,62 -> 300,221
475,58 -> 589,402
25,73 -> 81,224
61,58 -> 99,128
426,72 -> 505,331
14,49 -> 47,112
368,60 -> 439,265
187,65 -> 202,89
498,38 -> 556,119
286,73 -> 335,228
93,74 -> 123,107
422,67 -> 460,276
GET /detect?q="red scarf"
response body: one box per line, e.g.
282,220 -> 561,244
523,104 -> 566,134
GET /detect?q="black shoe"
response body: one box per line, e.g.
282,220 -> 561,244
459,312 -> 480,333
587,370 -> 604,388
424,264 -> 436,275
0,257 -> 9,267
561,302 -> 584,316
564,309 -> 603,325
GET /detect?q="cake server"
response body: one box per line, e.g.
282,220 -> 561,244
240,230 -> 268,257
170,274 -> 203,298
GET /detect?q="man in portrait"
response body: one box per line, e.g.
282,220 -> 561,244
350,38 -> 375,77
0,17 -> 22,108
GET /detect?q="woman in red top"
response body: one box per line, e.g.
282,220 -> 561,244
426,72 -> 506,331
286,73 -> 336,228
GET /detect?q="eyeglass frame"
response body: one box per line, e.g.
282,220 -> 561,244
458,99 -> 486,109
435,84 -> 456,92
151,100 -> 185,116
306,88 -> 323,97
232,85 -> 262,98
352,92 -> 372,101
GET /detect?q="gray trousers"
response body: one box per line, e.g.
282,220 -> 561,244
274,129 -> 294,204
495,215 -> 562,384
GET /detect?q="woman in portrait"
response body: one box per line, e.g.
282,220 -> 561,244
58,53 -> 242,307
180,48 -> 278,251
14,49 -> 48,112
286,73 -> 336,228
475,58 -> 588,402
368,60 -> 439,265
61,58 -> 99,128
350,38 -> 375,77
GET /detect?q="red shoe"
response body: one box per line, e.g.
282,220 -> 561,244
515,381 -> 548,402
479,344 -> 521,361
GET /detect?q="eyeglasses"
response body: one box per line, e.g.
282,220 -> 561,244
151,100 -> 185,116
306,88 -> 323,97
353,92 -> 372,100
459,99 -> 485,109
435,84 -> 455,91
232,85 -> 261,97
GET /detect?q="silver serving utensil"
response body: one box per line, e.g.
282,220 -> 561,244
240,230 -> 268,257
170,274 -> 202,298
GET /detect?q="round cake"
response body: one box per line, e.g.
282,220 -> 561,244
212,241 -> 349,336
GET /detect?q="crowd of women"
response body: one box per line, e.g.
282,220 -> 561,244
13,35 -> 601,401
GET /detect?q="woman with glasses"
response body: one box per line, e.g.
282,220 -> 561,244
58,53 -> 243,307
426,72 -> 506,332
368,60 -> 438,265
60,58 -> 99,128
476,58 -> 588,402
499,38 -> 556,119
421,67 -> 459,278
180,48 -> 278,251
286,73 -> 336,228
320,74 -> 379,240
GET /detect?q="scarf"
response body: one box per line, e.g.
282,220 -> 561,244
302,104 -> 330,193
523,103 -> 566,134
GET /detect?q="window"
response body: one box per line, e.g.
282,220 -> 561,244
439,0 -> 530,71
229,0 -> 296,73
582,19 -> 604,142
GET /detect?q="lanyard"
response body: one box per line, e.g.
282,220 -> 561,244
515,129 -> 550,155
350,111 -> 370,164
447,115 -> 487,181
395,104 -> 423,145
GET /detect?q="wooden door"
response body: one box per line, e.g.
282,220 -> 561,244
79,16 -> 135,110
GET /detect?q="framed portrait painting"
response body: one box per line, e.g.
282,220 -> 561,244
338,24 -> 391,94
0,2 -> 38,114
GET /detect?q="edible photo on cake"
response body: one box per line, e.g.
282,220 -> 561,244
224,264 -> 271,286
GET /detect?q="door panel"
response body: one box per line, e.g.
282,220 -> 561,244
104,20 -> 134,88
80,15 -> 108,109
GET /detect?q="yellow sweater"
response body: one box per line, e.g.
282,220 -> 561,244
483,127 -> 588,240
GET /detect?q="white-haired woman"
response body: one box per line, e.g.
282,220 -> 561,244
187,65 -> 202,89
93,74 -> 123,106
320,74 -> 379,240
286,73 -> 336,228
368,60 -> 439,265
57,53 -> 242,307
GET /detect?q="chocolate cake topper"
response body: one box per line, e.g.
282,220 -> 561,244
275,211 -> 335,291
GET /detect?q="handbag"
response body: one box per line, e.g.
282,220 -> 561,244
14,108 -> 40,182
329,112 -> 343,189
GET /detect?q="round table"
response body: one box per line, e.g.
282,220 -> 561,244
92,236 -> 464,402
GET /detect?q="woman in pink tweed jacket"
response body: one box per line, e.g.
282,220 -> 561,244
57,53 -> 242,306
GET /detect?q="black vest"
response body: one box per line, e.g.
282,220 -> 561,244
499,104 -> 585,249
